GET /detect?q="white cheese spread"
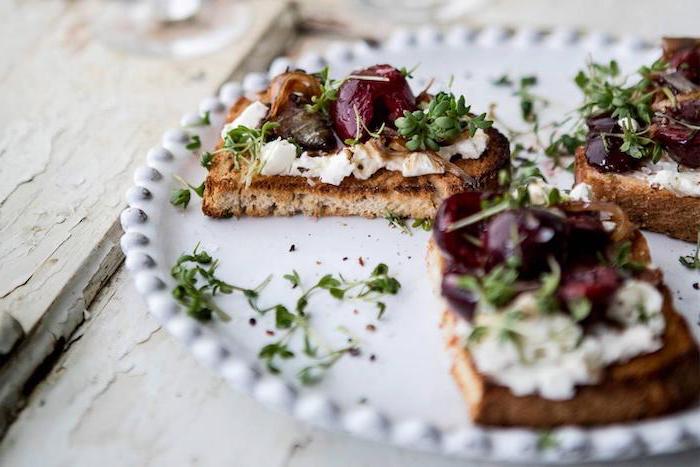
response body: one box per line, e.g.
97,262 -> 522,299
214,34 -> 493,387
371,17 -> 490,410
309,130 -> 486,185
394,152 -> 444,177
523,179 -> 560,206
458,279 -> 665,400
260,138 -> 297,176
437,129 -> 489,160
568,183 -> 592,202
350,143 -> 385,180
286,142 -> 448,185
220,102 -> 489,185
290,149 -> 355,186
606,280 -> 664,333
220,101 -> 269,138
630,156 -> 700,198
617,117 -> 640,132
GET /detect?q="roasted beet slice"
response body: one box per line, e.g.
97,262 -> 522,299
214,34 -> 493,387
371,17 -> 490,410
330,64 -> 416,141
483,208 -> 568,279
433,192 -> 486,269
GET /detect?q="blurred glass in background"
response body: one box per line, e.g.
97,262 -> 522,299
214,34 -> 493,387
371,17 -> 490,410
96,0 -> 251,57
354,0 -> 487,23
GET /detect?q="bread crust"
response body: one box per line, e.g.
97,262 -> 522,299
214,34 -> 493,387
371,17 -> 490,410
427,237 -> 700,427
574,147 -> 700,243
202,98 -> 510,219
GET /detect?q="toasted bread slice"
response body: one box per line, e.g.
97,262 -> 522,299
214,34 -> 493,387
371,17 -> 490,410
574,148 -> 700,243
202,99 -> 510,219
427,234 -> 700,427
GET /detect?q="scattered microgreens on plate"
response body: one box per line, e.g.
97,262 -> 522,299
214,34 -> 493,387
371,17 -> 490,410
679,232 -> 700,270
491,74 -> 514,87
412,217 -> 433,232
537,430 -> 559,451
488,74 -> 574,169
186,134 -> 202,150
262,264 -> 401,380
170,244 -> 401,385
170,175 -> 205,209
384,210 -> 433,236
185,111 -> 211,127
544,121 -> 586,169
514,75 -> 547,123
489,74 -> 548,127
171,243 -> 269,322
384,210 -> 411,235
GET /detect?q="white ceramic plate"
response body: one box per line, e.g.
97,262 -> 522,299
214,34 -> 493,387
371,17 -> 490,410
121,26 -> 700,463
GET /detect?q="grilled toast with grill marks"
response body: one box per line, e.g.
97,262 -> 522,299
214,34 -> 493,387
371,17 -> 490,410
574,148 -> 700,243
427,229 -> 700,427
202,96 -> 510,219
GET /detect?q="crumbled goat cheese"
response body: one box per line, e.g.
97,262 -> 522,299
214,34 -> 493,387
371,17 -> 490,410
437,129 -> 489,160
220,101 -> 269,138
260,138 -> 297,176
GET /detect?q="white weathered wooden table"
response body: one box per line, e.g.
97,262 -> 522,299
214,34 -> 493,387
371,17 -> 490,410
1,1 -> 699,465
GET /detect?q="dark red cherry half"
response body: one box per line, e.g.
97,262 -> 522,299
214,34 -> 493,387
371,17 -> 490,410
433,192 -> 486,269
483,208 -> 568,279
669,45 -> 700,84
668,98 -> 700,124
651,120 -> 700,168
565,211 -> 610,262
584,115 -> 641,173
330,64 -> 416,141
558,265 -> 622,323
585,134 -> 642,173
441,273 -> 479,322
586,114 -> 618,134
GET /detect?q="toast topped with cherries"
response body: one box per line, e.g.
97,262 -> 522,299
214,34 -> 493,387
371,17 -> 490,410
427,170 -> 700,427
573,38 -> 700,242
202,65 -> 509,219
